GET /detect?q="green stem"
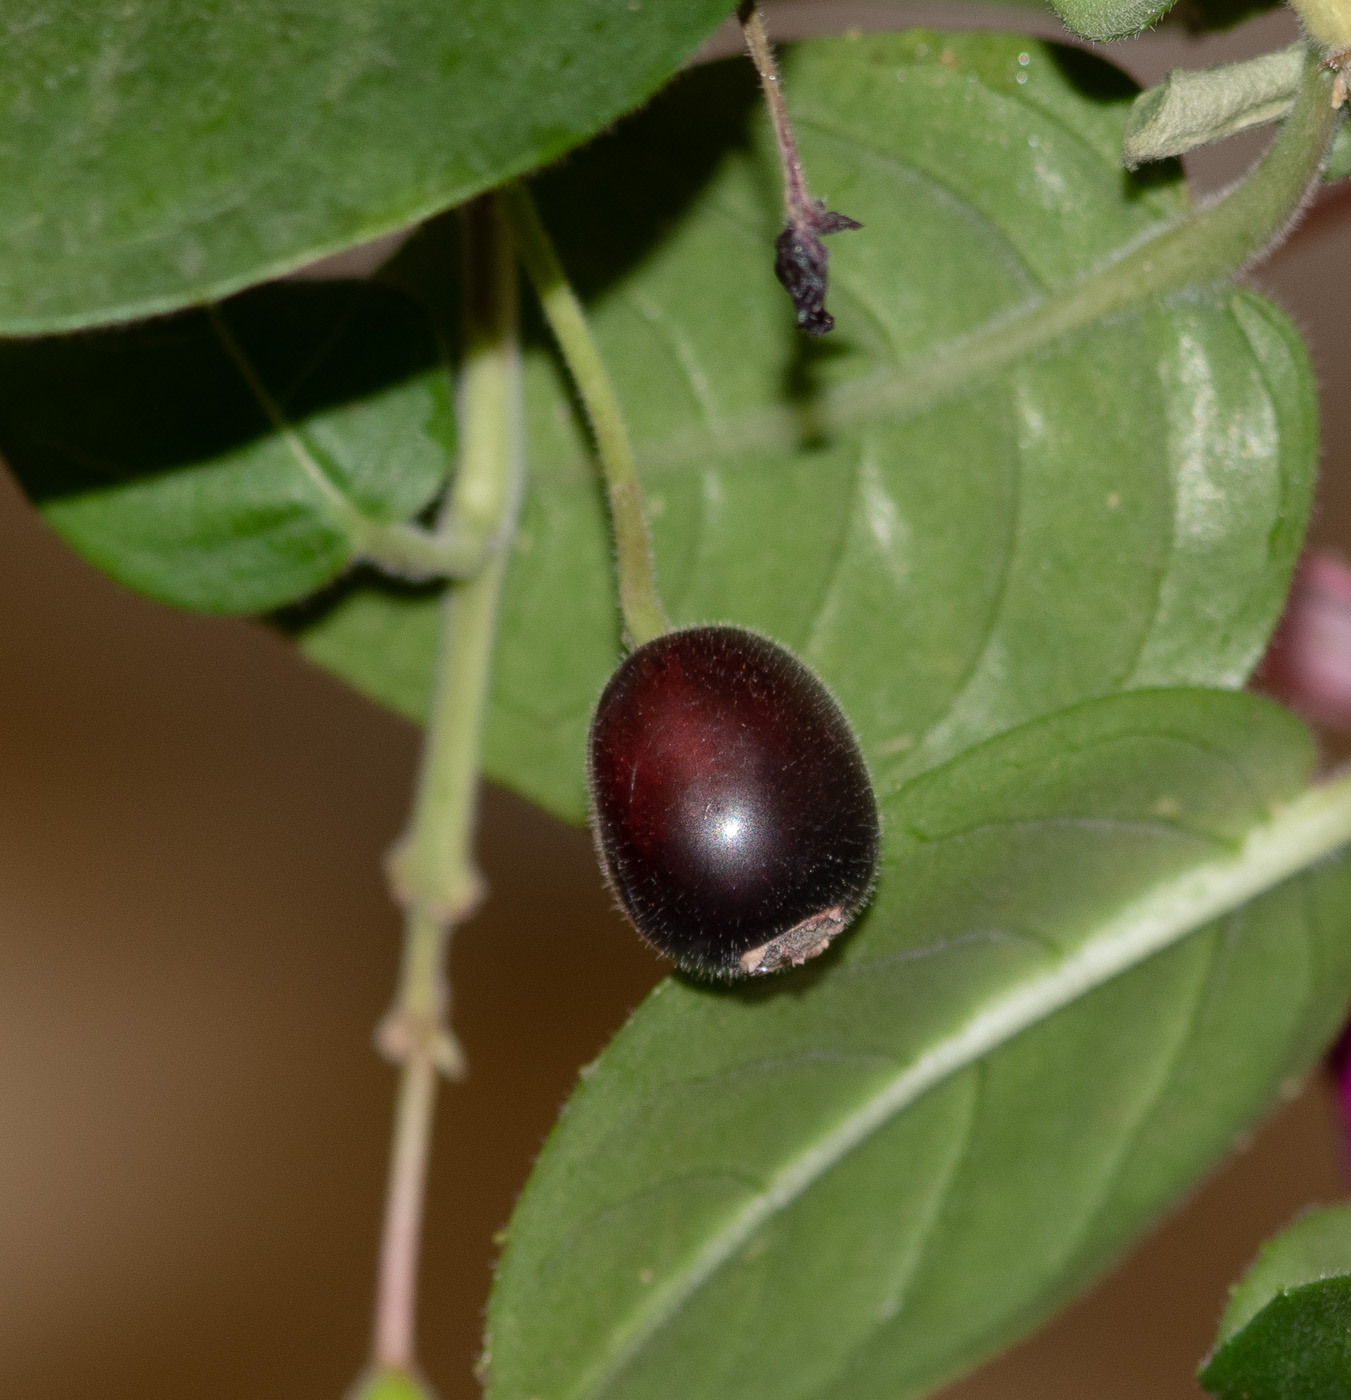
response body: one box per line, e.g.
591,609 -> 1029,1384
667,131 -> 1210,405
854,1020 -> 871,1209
1034,48 -> 1336,328
370,194 -> 520,1378
209,301 -> 495,583
497,180 -> 669,648
831,47 -> 1339,432
354,516 -> 493,579
601,49 -> 1340,480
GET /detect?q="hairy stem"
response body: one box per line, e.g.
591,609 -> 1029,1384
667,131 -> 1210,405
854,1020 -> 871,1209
610,48 -> 1339,478
737,0 -> 859,335
1033,48 -> 1336,325
371,194 -> 520,1377
209,301 -> 495,582
497,180 -> 668,648
739,0 -> 811,225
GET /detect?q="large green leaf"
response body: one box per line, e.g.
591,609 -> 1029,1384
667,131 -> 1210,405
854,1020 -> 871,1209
0,281 -> 452,613
302,34 -> 1316,823
1201,1205 -> 1351,1400
482,689 -> 1351,1400
0,0 -> 734,334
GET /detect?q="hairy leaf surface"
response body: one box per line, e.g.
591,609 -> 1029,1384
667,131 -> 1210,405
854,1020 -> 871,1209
302,34 -> 1316,823
1049,0 -> 1180,41
0,0 -> 733,333
1202,1205 -> 1351,1399
484,691 -> 1351,1400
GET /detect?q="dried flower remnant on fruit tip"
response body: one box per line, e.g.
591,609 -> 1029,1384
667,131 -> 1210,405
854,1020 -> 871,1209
739,0 -> 861,335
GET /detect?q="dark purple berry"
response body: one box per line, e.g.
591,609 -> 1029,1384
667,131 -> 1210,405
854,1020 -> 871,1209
587,625 -> 880,978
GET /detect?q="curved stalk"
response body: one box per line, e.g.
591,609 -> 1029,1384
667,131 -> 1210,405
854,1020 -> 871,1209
354,516 -> 494,580
828,46 -> 1341,440
497,181 -> 668,648
209,301 -> 498,583
589,49 -> 1340,480
1045,48 -> 1337,316
368,194 -> 520,1383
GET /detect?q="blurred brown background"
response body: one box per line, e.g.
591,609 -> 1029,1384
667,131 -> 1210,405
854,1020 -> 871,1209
4,5 -> 1351,1399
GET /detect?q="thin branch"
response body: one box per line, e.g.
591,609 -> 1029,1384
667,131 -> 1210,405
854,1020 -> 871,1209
354,516 -> 493,582
209,301 -> 494,583
738,0 -> 860,335
498,181 -> 668,648
546,46 -> 1338,484
369,193 -> 521,1379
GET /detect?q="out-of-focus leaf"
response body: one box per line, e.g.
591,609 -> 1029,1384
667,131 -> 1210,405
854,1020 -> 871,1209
1049,0 -> 1180,42
482,690 -> 1351,1400
0,282 -> 452,613
301,35 -> 1314,825
0,0 -> 735,333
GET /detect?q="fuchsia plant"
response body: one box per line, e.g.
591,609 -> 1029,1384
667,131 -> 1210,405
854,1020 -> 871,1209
10,1 -> 1351,1397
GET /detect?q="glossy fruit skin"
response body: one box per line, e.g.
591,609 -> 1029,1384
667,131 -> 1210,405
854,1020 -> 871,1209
587,625 -> 880,978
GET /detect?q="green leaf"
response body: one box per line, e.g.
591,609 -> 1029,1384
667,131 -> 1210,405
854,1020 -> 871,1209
1200,1205 -> 1351,1399
0,281 -> 453,613
301,34 -> 1316,824
1051,0 -> 1282,40
0,0 -> 735,333
1218,1205 -> 1351,1345
1123,44 -> 1304,168
1049,0 -> 1182,41
482,689 -> 1351,1400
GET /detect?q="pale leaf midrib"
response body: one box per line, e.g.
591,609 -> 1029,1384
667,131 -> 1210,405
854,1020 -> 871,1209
559,770 -> 1351,1400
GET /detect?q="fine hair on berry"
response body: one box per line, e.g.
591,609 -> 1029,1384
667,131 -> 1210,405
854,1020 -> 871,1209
587,624 -> 880,978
